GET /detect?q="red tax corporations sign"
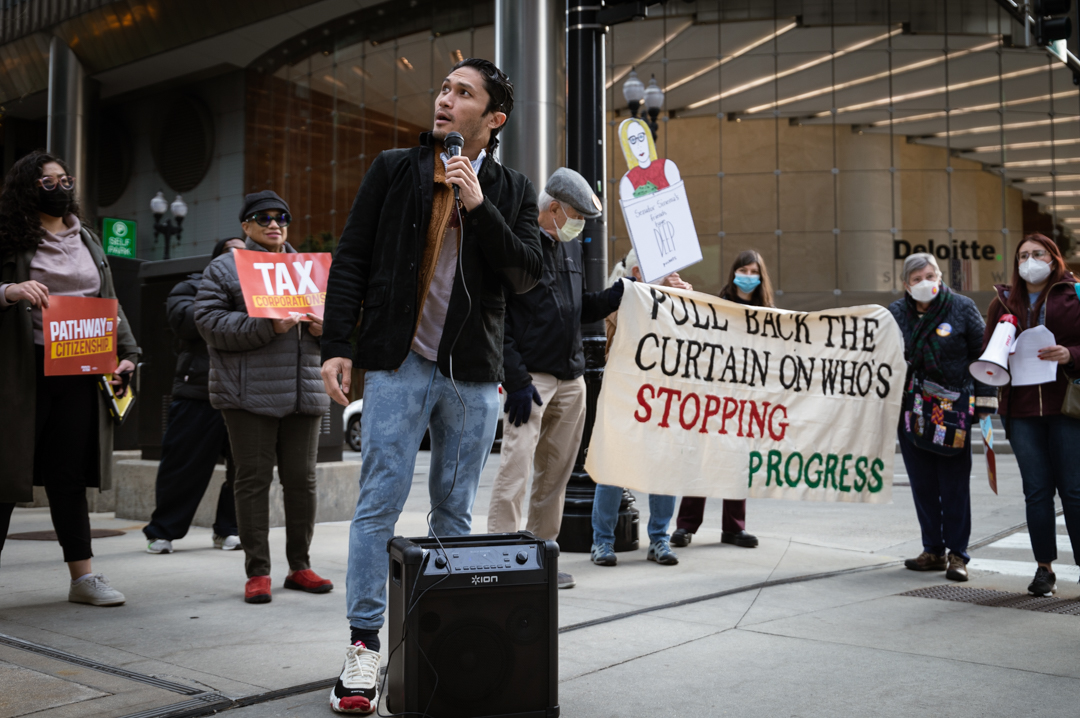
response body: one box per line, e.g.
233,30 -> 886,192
42,296 -> 119,376
233,249 -> 333,320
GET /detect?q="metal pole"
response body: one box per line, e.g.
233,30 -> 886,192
495,0 -> 565,190
559,1 -> 639,553
48,37 -> 97,221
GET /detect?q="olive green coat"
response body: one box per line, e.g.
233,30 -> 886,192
0,228 -> 141,503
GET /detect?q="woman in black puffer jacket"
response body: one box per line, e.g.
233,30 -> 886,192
888,252 -> 995,583
195,191 -> 332,605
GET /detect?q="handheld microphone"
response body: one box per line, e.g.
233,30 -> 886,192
444,132 -> 464,202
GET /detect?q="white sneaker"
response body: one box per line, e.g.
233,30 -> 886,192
146,539 -> 173,554
69,574 -> 125,607
213,534 -> 242,550
329,642 -> 380,713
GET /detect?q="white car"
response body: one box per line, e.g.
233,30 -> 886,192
343,399 -> 364,452
342,387 -> 505,453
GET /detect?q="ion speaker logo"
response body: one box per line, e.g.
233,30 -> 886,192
471,575 -> 498,585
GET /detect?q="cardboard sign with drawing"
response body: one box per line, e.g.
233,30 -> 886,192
616,117 -> 703,284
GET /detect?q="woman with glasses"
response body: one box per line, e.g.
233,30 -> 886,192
984,235 -> 1080,596
195,191 -> 333,604
0,151 -> 139,605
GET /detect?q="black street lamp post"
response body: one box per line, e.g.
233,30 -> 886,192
558,1 -> 645,554
151,191 -> 187,260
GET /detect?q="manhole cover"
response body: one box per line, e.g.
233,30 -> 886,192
7,529 -> 125,541
901,585 -> 1080,615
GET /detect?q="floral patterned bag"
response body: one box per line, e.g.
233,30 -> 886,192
902,374 -> 973,456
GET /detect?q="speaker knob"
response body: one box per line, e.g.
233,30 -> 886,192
434,555 -> 447,569
515,551 -> 528,564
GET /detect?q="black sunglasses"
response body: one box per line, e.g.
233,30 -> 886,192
245,211 -> 291,228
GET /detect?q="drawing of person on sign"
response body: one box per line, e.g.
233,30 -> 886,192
617,117 -> 681,201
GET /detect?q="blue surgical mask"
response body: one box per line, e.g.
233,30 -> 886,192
733,274 -> 761,293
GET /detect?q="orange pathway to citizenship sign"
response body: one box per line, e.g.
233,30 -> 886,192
42,296 -> 119,376
233,249 -> 333,320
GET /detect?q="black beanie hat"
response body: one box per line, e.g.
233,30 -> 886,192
239,190 -> 289,222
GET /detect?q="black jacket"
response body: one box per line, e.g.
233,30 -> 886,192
887,288 -> 997,405
322,133 -> 544,382
168,273 -> 211,401
503,233 -> 617,393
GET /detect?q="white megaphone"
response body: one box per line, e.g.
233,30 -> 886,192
969,314 -> 1018,386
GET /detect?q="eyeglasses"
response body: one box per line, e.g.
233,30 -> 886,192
38,176 -> 75,191
245,212 -> 291,228
1018,249 -> 1049,262
629,133 -> 648,145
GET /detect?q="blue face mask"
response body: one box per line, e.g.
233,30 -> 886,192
733,274 -> 761,293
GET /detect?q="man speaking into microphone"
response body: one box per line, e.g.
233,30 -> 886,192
320,58 -> 542,714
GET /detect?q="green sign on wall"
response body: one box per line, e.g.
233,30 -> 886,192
103,218 -> 137,258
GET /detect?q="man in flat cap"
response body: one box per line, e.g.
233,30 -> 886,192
487,168 -> 623,589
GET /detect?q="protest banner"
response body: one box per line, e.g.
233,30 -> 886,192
616,117 -> 703,283
585,281 -> 906,503
233,249 -> 333,319
42,296 -> 119,376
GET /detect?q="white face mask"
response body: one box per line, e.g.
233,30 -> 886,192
554,204 -> 585,242
1018,257 -> 1052,285
908,278 -> 940,304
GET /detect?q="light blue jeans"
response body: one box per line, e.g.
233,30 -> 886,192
346,351 -> 499,632
592,483 -> 676,546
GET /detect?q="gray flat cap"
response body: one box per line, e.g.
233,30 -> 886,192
544,167 -> 603,218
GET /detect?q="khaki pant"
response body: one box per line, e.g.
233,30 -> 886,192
487,374 -> 586,541
222,410 -> 321,578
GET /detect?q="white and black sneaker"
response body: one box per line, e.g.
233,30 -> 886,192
330,641 -> 380,714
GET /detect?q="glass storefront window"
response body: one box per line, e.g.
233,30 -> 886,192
245,3 -> 493,252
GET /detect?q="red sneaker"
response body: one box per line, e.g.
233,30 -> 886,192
244,576 -> 272,604
284,569 -> 334,594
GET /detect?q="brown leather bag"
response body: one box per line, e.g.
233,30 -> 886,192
1064,378 -> 1080,420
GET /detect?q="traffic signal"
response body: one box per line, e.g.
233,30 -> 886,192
1033,0 -> 1073,46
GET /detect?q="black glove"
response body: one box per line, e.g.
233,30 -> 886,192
608,276 -> 633,310
504,384 -> 543,427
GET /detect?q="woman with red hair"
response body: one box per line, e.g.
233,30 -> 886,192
984,234 -> 1080,597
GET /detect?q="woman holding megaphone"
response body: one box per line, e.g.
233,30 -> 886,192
984,234 -> 1080,597
889,253 -> 996,582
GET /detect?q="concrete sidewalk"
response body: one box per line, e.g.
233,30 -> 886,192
2,450 -> 1078,718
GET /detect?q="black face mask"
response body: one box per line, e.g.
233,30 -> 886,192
37,186 -> 72,218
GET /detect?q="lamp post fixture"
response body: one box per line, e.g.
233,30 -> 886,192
623,69 -> 665,141
151,191 -> 187,260
643,74 -> 664,140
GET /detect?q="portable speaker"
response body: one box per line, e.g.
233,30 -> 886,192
386,532 -> 560,718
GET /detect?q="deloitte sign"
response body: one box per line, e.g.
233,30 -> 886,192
103,218 -> 137,259
893,238 -> 1001,262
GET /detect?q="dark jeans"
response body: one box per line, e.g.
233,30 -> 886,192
897,428 -> 972,561
222,410 -> 320,578
675,498 -> 746,534
33,346 -> 97,563
1007,415 -> 1080,565
144,399 -> 237,542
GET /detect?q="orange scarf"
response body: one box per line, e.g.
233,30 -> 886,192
414,149 -> 458,332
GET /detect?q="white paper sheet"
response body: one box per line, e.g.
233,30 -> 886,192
1009,326 -> 1058,386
